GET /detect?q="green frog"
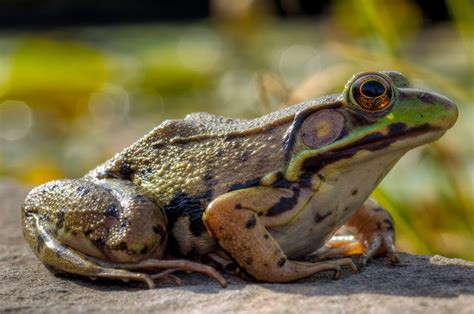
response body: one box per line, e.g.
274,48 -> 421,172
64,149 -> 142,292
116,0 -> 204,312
21,71 -> 458,288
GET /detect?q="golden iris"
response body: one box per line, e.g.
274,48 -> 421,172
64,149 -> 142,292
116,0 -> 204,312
351,76 -> 392,111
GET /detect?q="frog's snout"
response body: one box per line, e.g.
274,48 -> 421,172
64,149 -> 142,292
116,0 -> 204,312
416,91 -> 458,130
434,93 -> 458,129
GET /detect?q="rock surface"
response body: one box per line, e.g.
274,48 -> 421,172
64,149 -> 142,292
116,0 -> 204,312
1,180 -> 473,313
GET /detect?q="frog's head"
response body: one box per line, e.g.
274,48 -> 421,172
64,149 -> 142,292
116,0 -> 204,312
282,71 -> 458,186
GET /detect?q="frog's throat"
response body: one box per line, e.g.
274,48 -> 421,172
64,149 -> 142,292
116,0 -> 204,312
284,123 -> 442,182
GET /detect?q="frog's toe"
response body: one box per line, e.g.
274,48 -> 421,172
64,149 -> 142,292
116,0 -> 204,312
150,269 -> 183,286
359,232 -> 400,266
112,259 -> 227,288
358,230 -> 400,267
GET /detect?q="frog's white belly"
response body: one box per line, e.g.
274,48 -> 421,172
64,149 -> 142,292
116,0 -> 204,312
271,149 -> 404,258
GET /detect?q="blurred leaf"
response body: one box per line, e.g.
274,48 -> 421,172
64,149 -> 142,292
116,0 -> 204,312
446,0 -> 474,71
332,0 -> 422,56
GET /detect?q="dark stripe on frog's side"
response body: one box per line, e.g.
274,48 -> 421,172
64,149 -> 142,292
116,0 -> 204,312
228,178 -> 261,192
266,187 -> 300,217
56,207 -> 66,229
164,190 -> 213,237
301,123 -> 434,176
315,211 -> 331,223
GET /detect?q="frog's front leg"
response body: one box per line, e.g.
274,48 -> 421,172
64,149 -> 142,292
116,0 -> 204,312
309,198 -> 400,266
21,179 -> 226,288
203,187 -> 357,282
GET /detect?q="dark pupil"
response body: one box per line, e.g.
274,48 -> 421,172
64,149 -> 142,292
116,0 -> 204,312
361,80 -> 385,97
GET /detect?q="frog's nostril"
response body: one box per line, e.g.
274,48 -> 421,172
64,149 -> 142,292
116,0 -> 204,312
417,93 -> 435,103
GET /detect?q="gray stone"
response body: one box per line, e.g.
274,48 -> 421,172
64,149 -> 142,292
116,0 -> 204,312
1,180 -> 473,313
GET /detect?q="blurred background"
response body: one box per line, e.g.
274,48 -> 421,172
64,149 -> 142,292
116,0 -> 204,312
0,0 -> 472,260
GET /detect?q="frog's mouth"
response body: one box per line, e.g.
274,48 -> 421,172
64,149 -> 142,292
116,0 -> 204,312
338,122 -> 442,154
300,123 -> 442,174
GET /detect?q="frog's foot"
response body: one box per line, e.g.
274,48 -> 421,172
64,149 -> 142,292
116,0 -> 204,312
107,259 -> 227,287
205,252 -> 240,276
309,199 -> 400,266
204,187 -> 357,282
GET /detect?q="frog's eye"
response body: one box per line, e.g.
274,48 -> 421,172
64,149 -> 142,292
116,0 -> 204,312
350,75 -> 393,112
301,109 -> 345,148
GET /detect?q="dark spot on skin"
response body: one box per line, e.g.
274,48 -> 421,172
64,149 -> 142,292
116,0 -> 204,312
56,207 -> 65,229
264,234 -> 269,239
119,162 -> 133,180
77,186 -> 90,196
264,263 -> 268,267
203,172 -> 213,182
140,245 -> 149,254
417,93 -> 435,104
140,167 -> 153,179
266,187 -> 300,217
315,211 -> 331,223
277,257 -> 287,267
105,204 -> 120,219
152,142 -> 164,150
271,176 -> 292,189
155,225 -> 167,244
134,194 -> 148,203
36,234 -> 46,253
116,242 -> 128,251
388,122 -> 407,136
245,257 -> 253,265
153,224 -> 166,237
245,216 -> 257,228
165,191 -> 209,236
352,189 -> 358,196
344,207 -> 349,212
240,151 -> 251,162
94,238 -> 107,248
235,203 -> 242,209
119,220 -> 129,231
383,218 -> 394,231
228,178 -> 261,192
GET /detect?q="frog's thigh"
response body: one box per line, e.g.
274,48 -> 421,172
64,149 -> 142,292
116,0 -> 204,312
22,179 -> 169,288
311,198 -> 400,265
203,187 -> 357,282
24,179 -> 228,288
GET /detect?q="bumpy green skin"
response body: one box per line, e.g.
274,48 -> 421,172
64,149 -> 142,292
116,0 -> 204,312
21,71 -> 458,285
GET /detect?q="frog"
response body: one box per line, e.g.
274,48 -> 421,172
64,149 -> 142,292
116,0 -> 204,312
21,71 -> 458,288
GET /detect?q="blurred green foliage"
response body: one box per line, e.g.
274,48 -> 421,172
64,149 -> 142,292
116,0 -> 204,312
0,0 -> 472,260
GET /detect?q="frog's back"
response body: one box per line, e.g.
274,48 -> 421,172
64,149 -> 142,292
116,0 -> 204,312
86,95 -> 339,207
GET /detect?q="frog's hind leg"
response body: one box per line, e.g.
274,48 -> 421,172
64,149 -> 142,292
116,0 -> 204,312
29,214 -> 157,288
21,179 -> 226,288
308,198 -> 400,266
